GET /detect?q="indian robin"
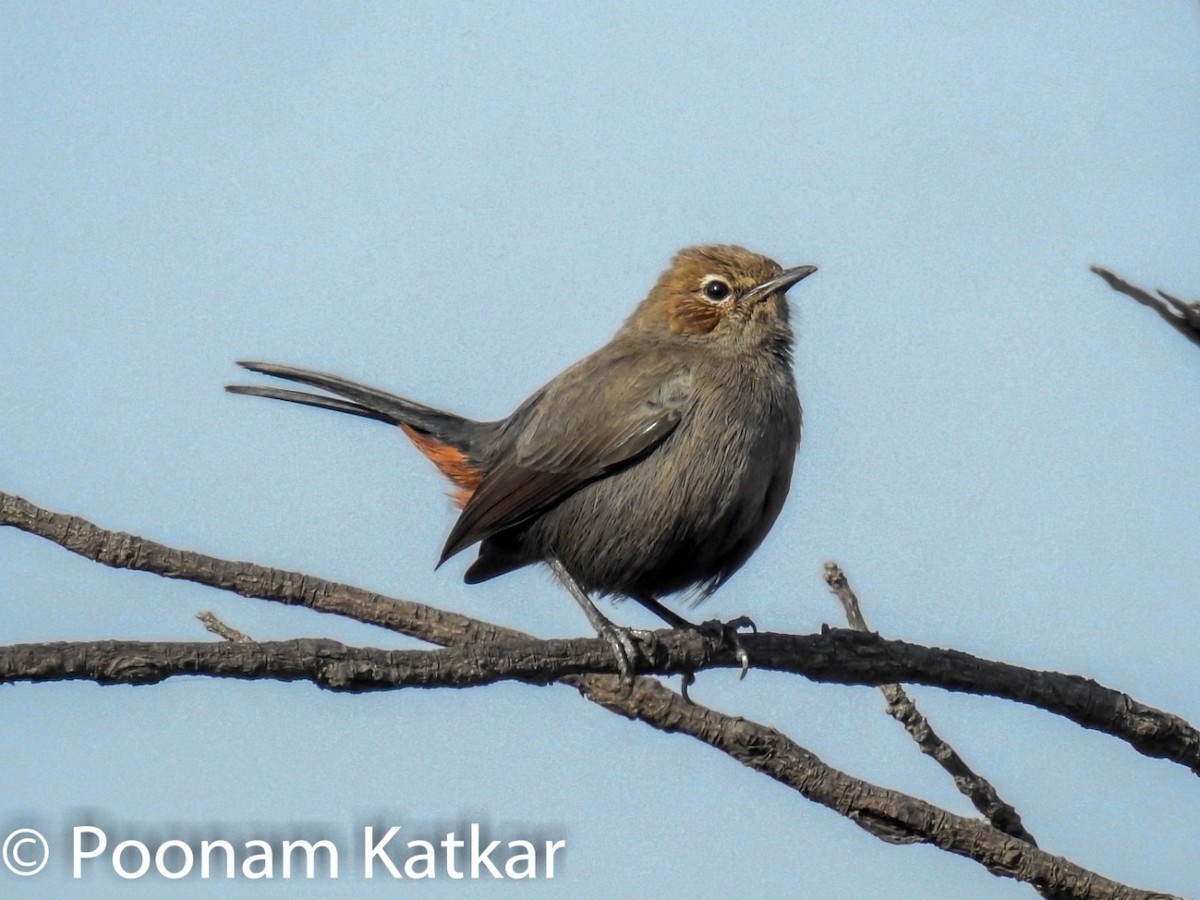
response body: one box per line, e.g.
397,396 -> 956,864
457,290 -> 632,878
228,245 -> 816,679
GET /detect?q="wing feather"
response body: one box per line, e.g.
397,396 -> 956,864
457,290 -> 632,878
438,362 -> 692,563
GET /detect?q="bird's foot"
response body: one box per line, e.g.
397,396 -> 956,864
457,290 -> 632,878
548,557 -> 650,686
593,620 -> 647,684
697,616 -> 757,680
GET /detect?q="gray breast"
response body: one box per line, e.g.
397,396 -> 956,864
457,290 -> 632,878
534,357 -> 800,600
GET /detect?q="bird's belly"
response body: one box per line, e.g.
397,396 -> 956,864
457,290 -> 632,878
534,415 -> 794,600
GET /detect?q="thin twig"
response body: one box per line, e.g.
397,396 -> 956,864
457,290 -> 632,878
824,563 -> 1037,845
196,611 -> 251,643
1090,265 -> 1200,349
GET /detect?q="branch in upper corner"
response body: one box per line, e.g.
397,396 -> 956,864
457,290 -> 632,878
823,563 -> 1038,846
1091,265 -> 1200,349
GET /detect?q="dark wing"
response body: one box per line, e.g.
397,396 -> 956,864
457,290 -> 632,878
438,358 -> 693,564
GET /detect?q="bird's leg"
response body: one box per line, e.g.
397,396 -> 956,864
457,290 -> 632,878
632,596 -> 755,693
549,557 -> 639,683
633,595 -> 695,630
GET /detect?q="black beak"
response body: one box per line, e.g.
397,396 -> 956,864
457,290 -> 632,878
745,264 -> 818,303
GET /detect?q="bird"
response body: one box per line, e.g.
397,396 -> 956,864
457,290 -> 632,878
228,245 -> 816,681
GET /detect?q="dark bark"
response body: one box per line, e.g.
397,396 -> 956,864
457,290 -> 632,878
0,490 -> 1184,899
3,492 -> 1196,774
825,563 -> 1040,845
1091,266 -> 1200,348
0,637 -> 1176,900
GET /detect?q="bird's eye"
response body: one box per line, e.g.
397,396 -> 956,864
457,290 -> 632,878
703,279 -> 731,301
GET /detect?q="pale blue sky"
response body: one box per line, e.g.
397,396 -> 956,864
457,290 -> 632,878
3,2 -> 1199,897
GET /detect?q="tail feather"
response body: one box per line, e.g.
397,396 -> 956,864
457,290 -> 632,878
229,362 -> 482,441
231,361 -> 473,440
227,361 -> 491,504
225,384 -> 394,424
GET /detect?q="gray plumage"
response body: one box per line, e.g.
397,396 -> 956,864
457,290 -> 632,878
228,244 -> 813,631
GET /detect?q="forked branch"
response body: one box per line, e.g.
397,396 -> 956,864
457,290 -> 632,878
0,491 -> 1182,899
1091,266 -> 1200,349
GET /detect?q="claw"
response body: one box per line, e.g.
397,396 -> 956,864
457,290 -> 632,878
698,617 -> 755,680
735,643 -> 751,681
680,671 -> 696,703
724,614 -> 757,634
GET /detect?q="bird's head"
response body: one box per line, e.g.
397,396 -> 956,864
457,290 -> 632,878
624,245 -> 817,352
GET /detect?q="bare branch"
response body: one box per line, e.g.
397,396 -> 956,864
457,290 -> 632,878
0,637 -> 639,689
589,679 -> 1176,900
824,563 -> 1037,845
4,611 -> 1200,780
0,636 -> 1176,900
196,611 -> 251,643
0,491 -> 511,646
1090,265 -> 1200,348
825,562 -> 871,631
0,491 -> 1185,898
3,491 -> 1197,773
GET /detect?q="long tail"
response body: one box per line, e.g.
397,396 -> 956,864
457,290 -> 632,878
227,361 -> 489,506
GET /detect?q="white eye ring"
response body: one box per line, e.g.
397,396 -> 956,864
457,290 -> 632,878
702,277 -> 731,302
